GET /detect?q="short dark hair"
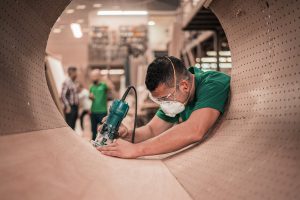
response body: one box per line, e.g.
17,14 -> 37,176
67,66 -> 77,75
145,56 -> 189,92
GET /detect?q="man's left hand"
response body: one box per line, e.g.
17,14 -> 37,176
96,139 -> 141,159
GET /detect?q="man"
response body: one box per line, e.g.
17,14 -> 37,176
97,56 -> 230,158
89,69 -> 118,140
61,66 -> 79,130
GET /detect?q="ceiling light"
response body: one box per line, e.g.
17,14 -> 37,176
93,3 -> 102,8
206,51 -> 216,56
219,57 -> 227,62
70,23 -> 83,38
76,5 -> 86,10
53,28 -> 61,34
206,51 -> 231,56
97,10 -> 148,16
148,20 -> 155,26
220,51 -> 231,56
101,69 -> 124,75
220,63 -> 232,68
66,9 -> 74,14
201,57 -> 217,63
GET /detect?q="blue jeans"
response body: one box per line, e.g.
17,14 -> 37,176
90,112 -> 107,140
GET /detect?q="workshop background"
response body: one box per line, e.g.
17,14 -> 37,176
45,0 -> 232,138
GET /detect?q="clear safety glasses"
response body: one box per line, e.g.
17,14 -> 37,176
149,88 -> 177,104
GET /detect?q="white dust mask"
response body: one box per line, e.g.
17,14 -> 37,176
160,100 -> 185,117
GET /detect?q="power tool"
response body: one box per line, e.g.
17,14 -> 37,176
91,86 -> 137,147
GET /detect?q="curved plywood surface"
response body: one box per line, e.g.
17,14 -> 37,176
0,127 -> 191,200
164,0 -> 300,199
0,0 -> 68,135
0,0 -> 299,199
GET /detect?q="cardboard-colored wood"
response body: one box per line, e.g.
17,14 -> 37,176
0,0 -> 299,199
0,127 -> 191,200
164,0 -> 300,199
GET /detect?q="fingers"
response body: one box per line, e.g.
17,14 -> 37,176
96,139 -> 130,158
96,142 -> 117,150
118,127 -> 127,137
97,142 -> 116,148
101,116 -> 108,123
97,146 -> 117,151
101,150 -> 119,157
97,143 -> 120,157
118,125 -> 129,138
97,124 -> 102,131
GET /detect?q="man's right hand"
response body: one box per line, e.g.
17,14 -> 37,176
65,105 -> 71,114
97,116 -> 132,141
89,93 -> 95,100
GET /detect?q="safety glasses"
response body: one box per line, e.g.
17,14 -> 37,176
149,88 -> 177,104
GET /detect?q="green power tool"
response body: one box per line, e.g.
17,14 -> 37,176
91,86 -> 137,147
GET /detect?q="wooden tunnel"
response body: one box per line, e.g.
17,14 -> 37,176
0,0 -> 299,199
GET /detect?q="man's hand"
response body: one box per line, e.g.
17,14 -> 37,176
65,105 -> 71,114
97,117 -> 132,141
89,93 -> 95,100
96,139 -> 141,159
117,125 -> 132,141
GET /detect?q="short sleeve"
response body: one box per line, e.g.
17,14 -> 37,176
103,83 -> 108,90
155,109 -> 179,123
194,80 -> 230,113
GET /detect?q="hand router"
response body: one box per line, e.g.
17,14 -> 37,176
91,86 -> 137,147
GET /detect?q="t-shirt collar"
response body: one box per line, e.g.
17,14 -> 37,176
187,67 -> 201,104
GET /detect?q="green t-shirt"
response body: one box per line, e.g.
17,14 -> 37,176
90,82 -> 108,113
156,67 -> 230,123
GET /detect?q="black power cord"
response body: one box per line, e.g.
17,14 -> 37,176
121,86 -> 137,143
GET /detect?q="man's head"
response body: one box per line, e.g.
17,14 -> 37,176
68,66 -> 77,81
145,56 -> 193,104
90,69 -> 101,85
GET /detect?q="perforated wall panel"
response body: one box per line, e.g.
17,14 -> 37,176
0,0 -> 70,135
164,0 -> 300,199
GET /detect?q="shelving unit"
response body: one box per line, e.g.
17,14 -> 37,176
179,2 -> 232,75
88,25 -> 148,67
119,25 -> 147,48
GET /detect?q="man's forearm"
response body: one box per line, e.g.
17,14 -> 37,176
136,122 -> 203,156
61,94 -> 69,107
129,125 -> 154,143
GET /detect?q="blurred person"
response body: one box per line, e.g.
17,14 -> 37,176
89,69 -> 117,140
77,83 -> 92,131
61,66 -> 79,130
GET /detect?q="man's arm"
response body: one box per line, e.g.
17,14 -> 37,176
61,82 -> 70,110
97,108 -> 220,158
137,108 -> 220,156
89,86 -> 95,100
